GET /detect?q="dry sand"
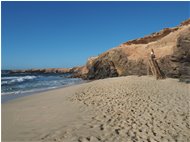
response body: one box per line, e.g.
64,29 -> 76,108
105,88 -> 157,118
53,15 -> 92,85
2,76 -> 190,142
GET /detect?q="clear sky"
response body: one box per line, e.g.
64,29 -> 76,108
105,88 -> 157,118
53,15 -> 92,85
2,1 -> 190,69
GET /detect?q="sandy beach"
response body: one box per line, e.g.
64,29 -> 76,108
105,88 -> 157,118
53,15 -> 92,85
2,76 -> 190,142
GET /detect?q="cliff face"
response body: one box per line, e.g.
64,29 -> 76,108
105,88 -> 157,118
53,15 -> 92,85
86,19 -> 190,80
10,19 -> 190,81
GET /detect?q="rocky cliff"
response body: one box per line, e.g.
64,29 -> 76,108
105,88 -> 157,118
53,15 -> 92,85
10,19 -> 190,81
85,19 -> 190,80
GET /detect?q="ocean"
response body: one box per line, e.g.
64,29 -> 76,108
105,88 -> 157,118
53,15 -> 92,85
1,71 -> 85,103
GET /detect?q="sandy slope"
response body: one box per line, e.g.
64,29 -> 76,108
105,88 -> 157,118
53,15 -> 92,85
2,76 -> 190,142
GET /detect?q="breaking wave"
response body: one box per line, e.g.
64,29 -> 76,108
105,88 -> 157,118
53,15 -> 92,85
2,76 -> 36,85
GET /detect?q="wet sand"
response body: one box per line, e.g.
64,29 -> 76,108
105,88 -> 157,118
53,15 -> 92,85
2,76 -> 190,142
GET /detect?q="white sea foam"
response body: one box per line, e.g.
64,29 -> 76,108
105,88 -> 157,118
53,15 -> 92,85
1,74 -> 85,98
2,76 -> 36,85
2,76 -> 21,80
1,86 -> 58,96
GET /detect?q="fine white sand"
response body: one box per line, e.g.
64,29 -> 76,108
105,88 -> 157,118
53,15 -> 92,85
2,76 -> 190,142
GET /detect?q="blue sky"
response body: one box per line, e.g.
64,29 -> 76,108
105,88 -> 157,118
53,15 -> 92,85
2,1 -> 190,69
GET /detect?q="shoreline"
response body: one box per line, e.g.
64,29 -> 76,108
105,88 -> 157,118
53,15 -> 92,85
1,79 -> 89,103
2,76 -> 190,142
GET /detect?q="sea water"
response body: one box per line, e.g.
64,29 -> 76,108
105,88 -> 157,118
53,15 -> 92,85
1,71 -> 85,103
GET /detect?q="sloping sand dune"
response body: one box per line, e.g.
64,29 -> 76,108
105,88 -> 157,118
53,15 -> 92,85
2,76 -> 190,142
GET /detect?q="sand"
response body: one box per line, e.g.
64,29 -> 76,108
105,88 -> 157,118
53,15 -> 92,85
2,76 -> 190,142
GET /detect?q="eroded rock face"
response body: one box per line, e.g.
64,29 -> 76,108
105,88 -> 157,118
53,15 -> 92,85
180,19 -> 190,26
10,19 -> 190,81
86,19 -> 190,80
157,31 -> 190,80
69,66 -> 88,79
123,27 -> 178,45
123,19 -> 190,46
86,49 -> 148,79
86,49 -> 128,79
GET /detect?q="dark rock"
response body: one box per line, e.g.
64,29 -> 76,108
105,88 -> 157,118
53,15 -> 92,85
158,31 -> 190,79
86,49 -> 131,79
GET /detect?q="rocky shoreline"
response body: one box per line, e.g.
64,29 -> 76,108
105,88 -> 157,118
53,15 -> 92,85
9,66 -> 88,79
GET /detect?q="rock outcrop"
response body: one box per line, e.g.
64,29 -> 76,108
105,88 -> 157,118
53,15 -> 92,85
9,19 -> 190,81
86,49 -> 148,79
69,66 -> 88,79
86,50 -> 122,79
153,31 -> 190,80
10,68 -> 72,74
86,19 -> 190,80
10,66 -> 89,79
